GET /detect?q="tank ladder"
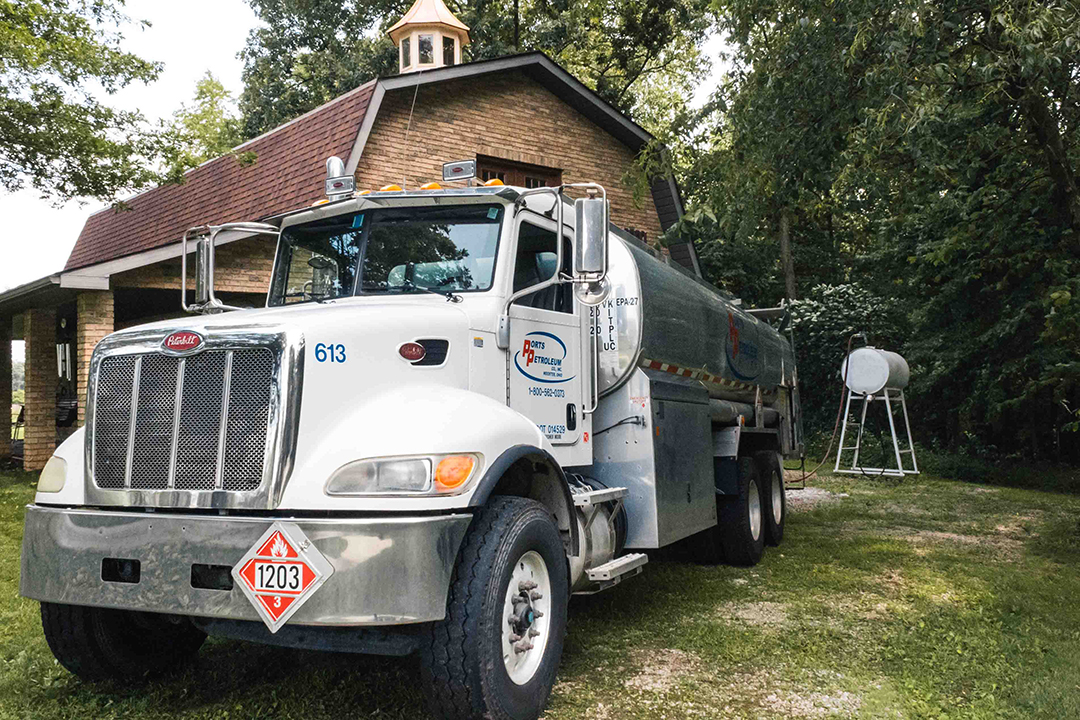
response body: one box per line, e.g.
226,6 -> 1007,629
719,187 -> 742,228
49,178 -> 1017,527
834,387 -> 919,477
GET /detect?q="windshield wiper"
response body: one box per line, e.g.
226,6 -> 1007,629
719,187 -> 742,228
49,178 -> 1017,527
403,280 -> 463,303
403,262 -> 462,303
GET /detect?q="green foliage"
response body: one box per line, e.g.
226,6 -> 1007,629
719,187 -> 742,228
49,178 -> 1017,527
238,0 -> 400,140
789,284 -> 909,431
673,0 -> 1080,461
0,0 -> 169,202
161,73 -> 252,182
237,0 -> 714,140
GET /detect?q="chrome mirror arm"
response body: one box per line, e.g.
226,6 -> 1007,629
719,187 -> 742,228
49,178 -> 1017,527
181,222 -> 280,315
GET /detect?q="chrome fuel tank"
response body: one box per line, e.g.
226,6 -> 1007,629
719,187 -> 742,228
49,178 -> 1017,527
595,232 -> 797,403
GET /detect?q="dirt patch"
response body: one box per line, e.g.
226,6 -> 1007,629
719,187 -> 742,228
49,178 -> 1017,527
718,600 -> 791,627
717,669 -> 863,718
760,688 -> 863,718
786,487 -> 850,511
623,648 -> 700,693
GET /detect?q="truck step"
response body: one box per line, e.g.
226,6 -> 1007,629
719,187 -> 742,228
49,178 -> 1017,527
587,552 -> 648,582
572,486 -> 628,510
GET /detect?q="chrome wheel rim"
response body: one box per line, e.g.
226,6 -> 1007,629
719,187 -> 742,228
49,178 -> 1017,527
502,550 -> 551,685
749,479 -> 762,541
772,471 -> 784,525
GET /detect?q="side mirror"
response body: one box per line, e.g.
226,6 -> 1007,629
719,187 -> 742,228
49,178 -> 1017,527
574,196 -> 608,276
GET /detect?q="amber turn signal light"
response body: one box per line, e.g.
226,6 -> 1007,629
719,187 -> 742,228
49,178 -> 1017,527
435,456 -> 475,489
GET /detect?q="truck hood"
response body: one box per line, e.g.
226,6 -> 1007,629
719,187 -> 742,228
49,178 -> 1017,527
116,298 -> 473,392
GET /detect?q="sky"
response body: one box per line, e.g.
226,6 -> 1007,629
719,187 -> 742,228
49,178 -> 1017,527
1,3 -> 728,299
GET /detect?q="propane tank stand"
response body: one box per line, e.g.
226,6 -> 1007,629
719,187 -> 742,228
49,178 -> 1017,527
834,388 -> 918,477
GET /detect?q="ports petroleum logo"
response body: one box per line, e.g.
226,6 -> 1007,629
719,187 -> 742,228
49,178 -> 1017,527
514,331 -> 576,384
726,312 -> 760,381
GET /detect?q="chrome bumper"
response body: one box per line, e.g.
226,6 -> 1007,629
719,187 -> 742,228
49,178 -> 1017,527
19,505 -> 471,626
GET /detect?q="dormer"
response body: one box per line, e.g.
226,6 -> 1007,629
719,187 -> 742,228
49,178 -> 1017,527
387,0 -> 471,73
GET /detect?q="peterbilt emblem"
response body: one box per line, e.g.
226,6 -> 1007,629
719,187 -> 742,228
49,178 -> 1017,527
162,330 -> 204,354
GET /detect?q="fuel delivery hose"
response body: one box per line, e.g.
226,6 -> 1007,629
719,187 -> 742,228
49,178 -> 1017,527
796,332 -> 863,484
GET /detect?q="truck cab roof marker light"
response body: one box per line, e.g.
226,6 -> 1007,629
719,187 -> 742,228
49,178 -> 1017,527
420,182 -> 442,190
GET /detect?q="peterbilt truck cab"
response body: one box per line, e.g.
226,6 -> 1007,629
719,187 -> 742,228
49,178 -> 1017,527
21,161 -> 799,720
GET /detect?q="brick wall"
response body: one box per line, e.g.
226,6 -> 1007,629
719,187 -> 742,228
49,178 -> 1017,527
76,291 -> 114,426
354,72 -> 664,242
24,307 -> 56,471
0,318 -> 10,460
112,236 -> 277,294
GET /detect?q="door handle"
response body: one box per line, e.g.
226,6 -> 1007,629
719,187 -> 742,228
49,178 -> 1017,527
566,403 -> 577,431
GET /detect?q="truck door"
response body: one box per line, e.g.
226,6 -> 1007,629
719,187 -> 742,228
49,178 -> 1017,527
507,216 -> 584,445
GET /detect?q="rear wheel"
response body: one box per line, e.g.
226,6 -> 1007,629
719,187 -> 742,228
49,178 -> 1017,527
756,452 -> 786,546
420,496 -> 569,720
718,456 -> 765,566
40,602 -> 206,682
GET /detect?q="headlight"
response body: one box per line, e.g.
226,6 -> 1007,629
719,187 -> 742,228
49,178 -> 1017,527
325,454 -> 481,496
37,456 -> 67,493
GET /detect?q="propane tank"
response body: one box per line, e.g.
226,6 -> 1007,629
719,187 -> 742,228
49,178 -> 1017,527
840,347 -> 910,395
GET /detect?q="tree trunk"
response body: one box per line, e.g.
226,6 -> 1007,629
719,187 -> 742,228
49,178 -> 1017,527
1024,92 -> 1080,230
778,208 -> 796,301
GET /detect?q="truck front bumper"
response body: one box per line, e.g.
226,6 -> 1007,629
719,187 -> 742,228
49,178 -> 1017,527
19,505 -> 471,626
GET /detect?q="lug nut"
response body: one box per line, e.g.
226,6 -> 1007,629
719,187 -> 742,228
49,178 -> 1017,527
514,642 -> 534,654
534,610 -> 544,618
528,629 -> 540,638
519,580 -> 537,592
509,633 -> 522,643
530,591 -> 543,601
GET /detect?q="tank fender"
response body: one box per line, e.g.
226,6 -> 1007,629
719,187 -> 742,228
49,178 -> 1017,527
469,445 -> 579,557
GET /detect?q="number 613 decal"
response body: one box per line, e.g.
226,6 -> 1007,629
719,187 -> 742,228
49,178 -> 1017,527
314,343 -> 346,363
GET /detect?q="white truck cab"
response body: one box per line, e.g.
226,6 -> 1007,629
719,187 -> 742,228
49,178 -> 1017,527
21,161 -> 801,720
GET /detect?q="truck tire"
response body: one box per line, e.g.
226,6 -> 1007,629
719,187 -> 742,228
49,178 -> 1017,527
40,602 -> 206,681
755,452 -> 785,546
718,456 -> 765,566
420,496 -> 569,720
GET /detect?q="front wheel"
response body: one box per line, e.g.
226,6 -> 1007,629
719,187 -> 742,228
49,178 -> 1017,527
40,602 -> 205,682
420,496 -> 569,720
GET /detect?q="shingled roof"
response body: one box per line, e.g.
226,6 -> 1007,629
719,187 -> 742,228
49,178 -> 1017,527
64,80 -> 376,271
62,53 -> 693,276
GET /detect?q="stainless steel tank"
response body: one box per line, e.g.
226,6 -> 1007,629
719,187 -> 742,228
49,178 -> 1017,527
595,231 -> 797,404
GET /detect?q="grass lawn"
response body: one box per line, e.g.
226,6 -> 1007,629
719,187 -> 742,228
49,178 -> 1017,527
1,467 -> 1078,719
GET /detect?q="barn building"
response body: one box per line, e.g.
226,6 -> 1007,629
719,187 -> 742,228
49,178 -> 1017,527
0,0 -> 695,471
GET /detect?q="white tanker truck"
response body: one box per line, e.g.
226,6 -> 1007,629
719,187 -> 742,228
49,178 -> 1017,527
20,159 -> 802,720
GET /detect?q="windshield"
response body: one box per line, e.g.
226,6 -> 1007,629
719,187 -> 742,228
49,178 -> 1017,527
269,204 -> 503,305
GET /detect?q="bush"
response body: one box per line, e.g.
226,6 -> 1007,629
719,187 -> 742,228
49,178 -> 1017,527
789,284 -> 909,436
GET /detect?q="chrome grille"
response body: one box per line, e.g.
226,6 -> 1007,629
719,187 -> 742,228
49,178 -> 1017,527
93,348 -> 275,492
94,356 -> 136,489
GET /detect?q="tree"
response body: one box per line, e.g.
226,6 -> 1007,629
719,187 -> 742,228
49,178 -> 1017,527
0,0 -> 166,202
237,0 -> 714,140
162,72 -> 246,181
672,0 -> 1080,460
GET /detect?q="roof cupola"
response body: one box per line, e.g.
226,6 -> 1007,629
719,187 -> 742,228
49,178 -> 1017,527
388,0 -> 470,74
